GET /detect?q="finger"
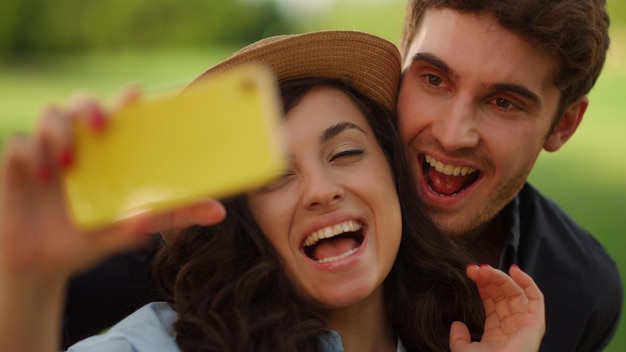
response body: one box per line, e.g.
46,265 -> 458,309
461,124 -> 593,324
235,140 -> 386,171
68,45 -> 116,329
1,135 -> 49,186
481,266 -> 529,318
137,199 -> 227,234
470,265 -> 529,331
1,137 -> 42,239
480,269 -> 515,321
509,265 -> 545,316
111,85 -> 142,112
467,264 -> 502,333
449,321 -> 472,351
167,199 -> 227,228
91,218 -> 154,256
471,264 -> 510,289
467,264 -> 496,310
34,105 -> 74,171
467,264 -> 505,309
66,93 -> 110,132
80,213 -> 157,256
54,218 -> 155,274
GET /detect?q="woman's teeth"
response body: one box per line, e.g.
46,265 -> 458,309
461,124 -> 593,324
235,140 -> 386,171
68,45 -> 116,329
316,247 -> 359,263
302,220 -> 364,263
303,220 -> 362,247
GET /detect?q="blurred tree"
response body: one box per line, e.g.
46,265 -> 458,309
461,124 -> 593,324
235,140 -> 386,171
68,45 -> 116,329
0,0 -> 290,57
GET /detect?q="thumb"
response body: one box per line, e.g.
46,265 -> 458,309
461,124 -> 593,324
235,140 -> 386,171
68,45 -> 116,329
142,198 -> 227,234
174,199 -> 227,227
449,321 -> 472,351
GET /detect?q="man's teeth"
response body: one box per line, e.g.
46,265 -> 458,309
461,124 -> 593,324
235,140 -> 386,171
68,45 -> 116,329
425,154 -> 476,176
304,220 -> 362,247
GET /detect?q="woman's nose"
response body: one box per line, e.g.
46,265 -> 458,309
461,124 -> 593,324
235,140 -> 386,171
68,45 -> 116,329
301,171 -> 345,209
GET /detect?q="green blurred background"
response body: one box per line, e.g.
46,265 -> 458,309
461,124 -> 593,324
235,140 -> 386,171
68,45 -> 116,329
0,0 -> 624,349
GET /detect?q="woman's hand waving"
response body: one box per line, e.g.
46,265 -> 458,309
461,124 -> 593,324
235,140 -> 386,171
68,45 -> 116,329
450,264 -> 545,352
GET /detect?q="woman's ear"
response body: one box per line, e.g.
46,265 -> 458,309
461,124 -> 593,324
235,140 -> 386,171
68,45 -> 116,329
543,96 -> 588,152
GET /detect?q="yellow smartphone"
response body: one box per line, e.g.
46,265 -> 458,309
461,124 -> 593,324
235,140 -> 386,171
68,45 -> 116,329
62,64 -> 285,229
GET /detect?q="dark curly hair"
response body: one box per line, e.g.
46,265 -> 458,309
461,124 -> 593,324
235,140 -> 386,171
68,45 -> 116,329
401,0 -> 610,125
153,78 -> 485,351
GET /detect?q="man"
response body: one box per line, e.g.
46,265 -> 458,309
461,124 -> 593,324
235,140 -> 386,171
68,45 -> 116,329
396,1 -> 622,351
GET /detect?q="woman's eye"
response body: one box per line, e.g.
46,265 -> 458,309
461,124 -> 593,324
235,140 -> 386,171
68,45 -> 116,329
275,170 -> 295,183
329,149 -> 364,162
255,171 -> 294,193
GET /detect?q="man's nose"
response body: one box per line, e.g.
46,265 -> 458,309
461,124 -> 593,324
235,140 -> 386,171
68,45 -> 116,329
431,97 -> 480,151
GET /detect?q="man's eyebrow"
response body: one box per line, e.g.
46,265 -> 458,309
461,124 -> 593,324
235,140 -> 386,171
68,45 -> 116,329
490,83 -> 542,106
409,52 -> 458,79
320,122 -> 366,144
412,53 -> 542,106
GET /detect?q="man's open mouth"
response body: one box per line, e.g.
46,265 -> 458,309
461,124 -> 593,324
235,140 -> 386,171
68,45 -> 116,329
302,220 -> 365,263
422,154 -> 480,196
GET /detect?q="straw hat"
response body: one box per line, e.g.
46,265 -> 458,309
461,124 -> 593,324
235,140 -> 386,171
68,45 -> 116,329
190,30 -> 401,112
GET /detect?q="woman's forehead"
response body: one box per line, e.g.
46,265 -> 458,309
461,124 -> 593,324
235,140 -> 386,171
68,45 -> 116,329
281,87 -> 372,142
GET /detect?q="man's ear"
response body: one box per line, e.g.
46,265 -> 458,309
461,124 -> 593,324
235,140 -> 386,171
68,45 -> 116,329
543,96 -> 588,152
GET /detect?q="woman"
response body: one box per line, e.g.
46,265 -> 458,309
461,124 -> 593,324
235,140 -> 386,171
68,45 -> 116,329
0,31 -> 544,352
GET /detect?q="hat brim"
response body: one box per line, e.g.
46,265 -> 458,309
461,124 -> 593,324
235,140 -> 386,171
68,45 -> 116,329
190,30 -> 401,113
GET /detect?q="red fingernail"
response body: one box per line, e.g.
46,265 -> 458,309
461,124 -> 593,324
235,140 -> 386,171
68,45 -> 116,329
480,263 -> 491,268
510,264 -> 520,270
88,107 -> 106,131
37,166 -> 51,183
58,149 -> 74,169
467,263 -> 479,269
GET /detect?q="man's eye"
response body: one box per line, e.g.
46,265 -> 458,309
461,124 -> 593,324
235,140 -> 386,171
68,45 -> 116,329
425,74 -> 443,87
329,149 -> 364,162
494,97 -> 520,110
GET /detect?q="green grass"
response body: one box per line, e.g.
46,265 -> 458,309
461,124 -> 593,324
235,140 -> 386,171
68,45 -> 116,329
0,16 -> 624,352
0,46 -> 239,142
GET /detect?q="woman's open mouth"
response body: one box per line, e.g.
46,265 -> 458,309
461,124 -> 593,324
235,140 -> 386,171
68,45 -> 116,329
302,220 -> 365,263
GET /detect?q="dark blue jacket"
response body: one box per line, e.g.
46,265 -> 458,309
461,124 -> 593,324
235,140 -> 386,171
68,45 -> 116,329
499,184 -> 622,352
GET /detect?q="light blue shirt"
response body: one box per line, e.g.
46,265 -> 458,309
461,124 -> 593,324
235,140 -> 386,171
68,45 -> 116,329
67,302 -> 407,352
